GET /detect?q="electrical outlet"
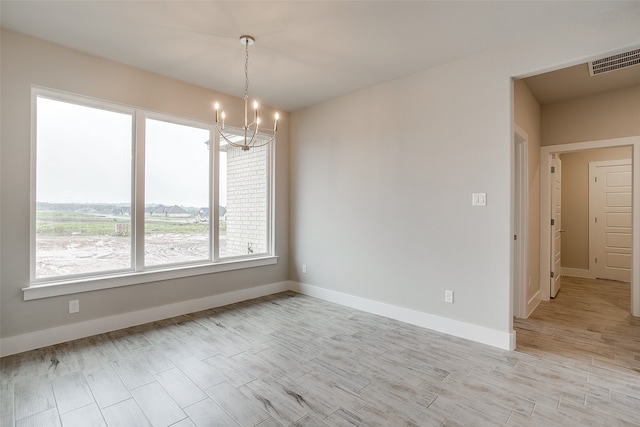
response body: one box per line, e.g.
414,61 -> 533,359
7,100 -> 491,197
302,264 -> 307,274
444,290 -> 454,304
69,300 -> 80,314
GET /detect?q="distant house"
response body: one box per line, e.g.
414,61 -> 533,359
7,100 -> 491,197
196,208 -> 209,222
112,207 -> 131,216
151,205 -> 190,218
196,206 -> 227,222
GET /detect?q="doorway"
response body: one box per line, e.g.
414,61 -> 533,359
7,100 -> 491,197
539,137 -> 640,316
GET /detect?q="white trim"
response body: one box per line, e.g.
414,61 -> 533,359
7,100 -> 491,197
3,281 -> 290,357
512,125 -> 529,319
290,282 -> 516,351
634,143 -> 640,315
526,289 -> 541,317
23,256 -> 278,300
540,136 -> 639,316
561,268 -> 593,279
5,279 -> 521,357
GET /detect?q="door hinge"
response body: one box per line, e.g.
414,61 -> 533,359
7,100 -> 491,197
595,257 -> 598,264
595,176 -> 598,183
551,166 -> 555,173
551,219 -> 555,226
595,217 -> 598,223
514,235 -> 517,241
550,271 -> 555,278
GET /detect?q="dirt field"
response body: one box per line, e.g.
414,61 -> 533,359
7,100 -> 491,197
35,234 -> 224,278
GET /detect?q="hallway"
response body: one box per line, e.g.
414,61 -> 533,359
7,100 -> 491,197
515,276 -> 640,372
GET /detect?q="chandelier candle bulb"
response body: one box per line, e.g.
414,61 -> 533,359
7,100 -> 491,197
274,113 -> 279,131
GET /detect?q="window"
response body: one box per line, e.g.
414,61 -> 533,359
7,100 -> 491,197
144,118 -> 211,267
35,96 -> 134,279
219,130 -> 271,259
31,88 -> 275,289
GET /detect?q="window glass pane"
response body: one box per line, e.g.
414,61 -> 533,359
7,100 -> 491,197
35,96 -> 133,279
145,118 -> 210,267
219,131 -> 269,258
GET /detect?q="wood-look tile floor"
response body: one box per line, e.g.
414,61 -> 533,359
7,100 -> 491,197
1,280 -> 639,426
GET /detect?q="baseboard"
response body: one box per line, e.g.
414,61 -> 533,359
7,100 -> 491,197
0,281 -> 289,357
526,290 -> 541,318
1,280 -> 518,356
289,281 -> 515,351
561,268 -> 593,279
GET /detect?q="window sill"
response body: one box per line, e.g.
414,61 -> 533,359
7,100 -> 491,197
23,256 -> 278,301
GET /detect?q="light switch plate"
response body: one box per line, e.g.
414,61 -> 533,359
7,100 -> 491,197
472,193 -> 487,206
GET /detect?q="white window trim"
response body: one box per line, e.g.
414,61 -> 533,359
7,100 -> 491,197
27,87 -> 277,300
22,256 -> 278,300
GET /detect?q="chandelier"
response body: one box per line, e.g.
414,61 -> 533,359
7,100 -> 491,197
214,35 -> 279,151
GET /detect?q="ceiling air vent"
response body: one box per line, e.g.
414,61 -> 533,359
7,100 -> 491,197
588,48 -> 640,76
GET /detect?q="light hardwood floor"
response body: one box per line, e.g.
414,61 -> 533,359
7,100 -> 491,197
1,278 -> 639,426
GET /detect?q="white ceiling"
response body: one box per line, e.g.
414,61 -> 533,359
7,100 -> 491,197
1,1 -> 638,111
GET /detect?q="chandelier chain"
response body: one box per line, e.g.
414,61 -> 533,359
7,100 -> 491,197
244,40 -> 249,101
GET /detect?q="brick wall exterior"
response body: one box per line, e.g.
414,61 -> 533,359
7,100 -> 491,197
223,144 -> 268,257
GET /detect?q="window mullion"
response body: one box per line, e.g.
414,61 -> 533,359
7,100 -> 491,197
268,141 -> 275,256
213,127 -> 220,262
134,111 -> 146,271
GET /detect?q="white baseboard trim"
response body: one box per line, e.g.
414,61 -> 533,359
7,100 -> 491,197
561,268 -> 593,279
0,281 -> 289,357
290,281 -> 515,351
526,290 -> 541,318
1,280 -> 518,356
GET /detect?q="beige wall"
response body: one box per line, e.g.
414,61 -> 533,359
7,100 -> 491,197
289,5 -> 640,342
539,83 -> 639,271
0,29 -> 289,339
542,85 -> 640,146
560,147 -> 632,270
513,80 -> 541,308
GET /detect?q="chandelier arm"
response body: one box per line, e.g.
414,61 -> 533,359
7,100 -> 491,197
216,124 -> 244,147
216,124 -> 275,149
245,134 -> 276,148
244,125 -> 259,148
216,123 -> 262,149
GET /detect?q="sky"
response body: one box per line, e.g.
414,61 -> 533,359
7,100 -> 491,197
36,96 -> 227,208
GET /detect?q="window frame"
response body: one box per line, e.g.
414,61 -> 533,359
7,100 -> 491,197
25,87 -> 277,301
216,127 -> 275,261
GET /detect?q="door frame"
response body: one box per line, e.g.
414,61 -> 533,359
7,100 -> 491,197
540,136 -> 640,316
513,125 -> 528,319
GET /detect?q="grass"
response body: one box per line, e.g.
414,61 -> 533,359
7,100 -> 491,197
37,211 -> 213,236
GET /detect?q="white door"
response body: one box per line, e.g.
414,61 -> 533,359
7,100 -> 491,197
551,156 -> 562,297
590,161 -> 632,282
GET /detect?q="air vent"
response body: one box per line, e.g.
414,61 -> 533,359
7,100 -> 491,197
588,48 -> 640,76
